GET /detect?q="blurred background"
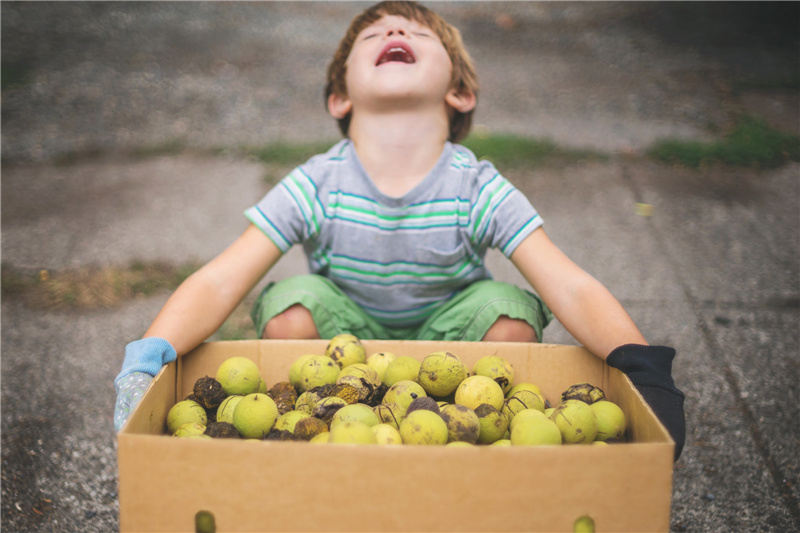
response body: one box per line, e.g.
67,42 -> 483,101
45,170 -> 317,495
2,2 -> 798,532
3,1 -> 797,162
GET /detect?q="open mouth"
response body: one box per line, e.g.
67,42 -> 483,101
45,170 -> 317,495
376,42 -> 416,66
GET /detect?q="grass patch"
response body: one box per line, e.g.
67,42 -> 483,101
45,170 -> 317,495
461,134 -> 607,168
240,140 -> 338,185
647,114 -> 800,168
247,140 -> 337,167
242,135 -> 607,184
1,261 -> 201,310
130,139 -> 188,159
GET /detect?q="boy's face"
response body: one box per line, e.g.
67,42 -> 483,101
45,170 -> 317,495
331,15 -> 461,118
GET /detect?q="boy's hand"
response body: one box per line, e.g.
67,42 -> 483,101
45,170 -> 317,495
606,344 -> 686,461
113,337 -> 177,432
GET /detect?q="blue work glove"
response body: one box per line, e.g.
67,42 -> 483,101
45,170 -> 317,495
114,337 -> 177,431
606,344 -> 686,461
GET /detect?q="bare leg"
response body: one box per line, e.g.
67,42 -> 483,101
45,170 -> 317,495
262,304 -> 320,339
481,315 -> 538,342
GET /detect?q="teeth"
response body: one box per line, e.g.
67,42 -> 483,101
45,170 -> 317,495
377,45 -> 414,65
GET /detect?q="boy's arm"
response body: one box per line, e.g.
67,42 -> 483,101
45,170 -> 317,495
114,224 -> 282,431
510,227 -> 646,359
511,228 -> 685,460
144,224 -> 283,355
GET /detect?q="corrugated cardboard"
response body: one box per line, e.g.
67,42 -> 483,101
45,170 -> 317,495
118,340 -> 674,532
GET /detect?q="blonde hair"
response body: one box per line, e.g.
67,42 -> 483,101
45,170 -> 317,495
325,1 -> 479,143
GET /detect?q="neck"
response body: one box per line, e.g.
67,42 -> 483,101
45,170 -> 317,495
348,108 -> 450,198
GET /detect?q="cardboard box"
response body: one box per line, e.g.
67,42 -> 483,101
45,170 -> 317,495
118,340 -> 674,532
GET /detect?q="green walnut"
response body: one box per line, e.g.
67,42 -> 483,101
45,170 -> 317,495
215,356 -> 262,396
506,382 -> 543,399
501,390 -> 545,423
573,515 -> 596,533
215,395 -> 243,425
418,351 -> 467,397
167,399 -> 208,434
510,415 -> 562,446
173,422 -> 207,437
289,354 -> 316,390
328,420 -> 378,444
455,375 -> 505,411
330,403 -> 381,429
550,399 -> 598,444
508,408 -> 548,433
474,403 -> 509,444
299,355 -> 339,392
406,396 -> 441,415
399,410 -> 449,445
372,423 -> 403,445
383,356 -> 422,387
294,391 -> 316,414
325,334 -> 366,368
232,393 -> 278,439
445,441 -> 474,447
373,402 -> 407,429
274,410 -> 310,434
309,432 -> 331,444
472,355 -> 515,394
591,400 -> 626,442
440,404 -> 480,444
366,352 -> 397,383
382,380 -> 427,410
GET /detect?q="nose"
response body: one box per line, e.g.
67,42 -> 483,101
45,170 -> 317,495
385,26 -> 407,38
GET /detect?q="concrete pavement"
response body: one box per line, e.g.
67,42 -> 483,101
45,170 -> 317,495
2,2 -> 798,532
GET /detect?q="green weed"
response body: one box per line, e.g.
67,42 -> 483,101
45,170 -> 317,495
248,141 -> 337,167
647,115 -> 799,168
461,134 -> 607,168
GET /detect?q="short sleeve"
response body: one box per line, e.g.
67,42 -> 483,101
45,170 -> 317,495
467,161 -> 543,258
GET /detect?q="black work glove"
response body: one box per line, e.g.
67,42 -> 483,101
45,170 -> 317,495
606,344 -> 685,461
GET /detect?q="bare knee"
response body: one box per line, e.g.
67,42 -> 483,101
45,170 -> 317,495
262,304 -> 319,339
482,316 -> 538,343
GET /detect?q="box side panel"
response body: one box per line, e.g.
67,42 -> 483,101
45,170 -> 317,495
608,366 -> 673,446
123,362 -> 176,435
119,438 -> 671,532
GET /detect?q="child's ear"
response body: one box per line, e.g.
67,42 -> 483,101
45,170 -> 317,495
327,92 -> 353,119
445,88 -> 477,114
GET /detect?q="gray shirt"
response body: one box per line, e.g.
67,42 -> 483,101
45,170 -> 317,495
245,139 -> 543,327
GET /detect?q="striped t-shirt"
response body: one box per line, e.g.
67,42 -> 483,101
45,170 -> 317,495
245,139 -> 543,327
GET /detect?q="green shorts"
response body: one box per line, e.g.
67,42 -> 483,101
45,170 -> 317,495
251,274 -> 553,342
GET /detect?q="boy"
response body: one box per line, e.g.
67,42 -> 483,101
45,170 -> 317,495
115,1 -> 684,459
